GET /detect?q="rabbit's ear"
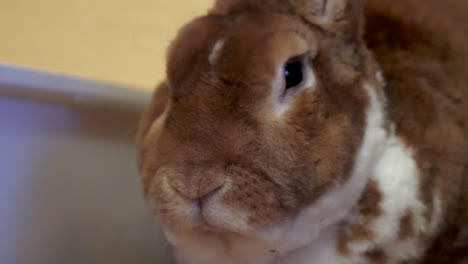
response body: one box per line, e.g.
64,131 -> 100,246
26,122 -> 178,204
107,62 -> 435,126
295,0 -> 365,37
213,0 -> 365,38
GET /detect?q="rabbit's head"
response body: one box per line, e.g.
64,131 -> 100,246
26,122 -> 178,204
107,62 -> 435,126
137,0 -> 386,258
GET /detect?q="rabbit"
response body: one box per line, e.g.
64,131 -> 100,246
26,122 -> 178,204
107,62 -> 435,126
136,0 -> 468,263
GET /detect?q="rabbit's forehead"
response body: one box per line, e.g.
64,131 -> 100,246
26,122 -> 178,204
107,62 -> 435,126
166,13 -> 318,94
210,14 -> 318,69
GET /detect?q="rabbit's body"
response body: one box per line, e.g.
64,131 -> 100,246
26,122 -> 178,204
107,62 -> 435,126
137,0 -> 467,263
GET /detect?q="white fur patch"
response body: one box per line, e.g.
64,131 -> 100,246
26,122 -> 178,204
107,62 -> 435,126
348,133 -> 428,260
208,39 -> 225,65
303,65 -> 316,90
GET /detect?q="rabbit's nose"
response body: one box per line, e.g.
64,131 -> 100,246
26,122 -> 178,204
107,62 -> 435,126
196,182 -> 225,208
171,176 -> 225,201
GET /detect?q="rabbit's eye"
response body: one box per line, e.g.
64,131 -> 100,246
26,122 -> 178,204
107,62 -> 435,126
284,60 -> 303,89
274,54 -> 314,115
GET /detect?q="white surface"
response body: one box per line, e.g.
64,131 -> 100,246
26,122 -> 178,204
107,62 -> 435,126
0,63 -> 151,109
0,94 -> 173,263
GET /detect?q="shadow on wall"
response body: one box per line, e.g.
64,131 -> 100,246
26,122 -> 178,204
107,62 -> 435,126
0,96 -> 174,264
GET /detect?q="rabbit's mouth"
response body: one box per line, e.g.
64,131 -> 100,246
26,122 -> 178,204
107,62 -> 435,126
159,196 -> 276,254
148,166 -> 288,237
180,190 -> 254,235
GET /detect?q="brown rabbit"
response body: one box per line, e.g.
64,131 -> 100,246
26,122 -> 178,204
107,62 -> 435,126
136,0 -> 468,263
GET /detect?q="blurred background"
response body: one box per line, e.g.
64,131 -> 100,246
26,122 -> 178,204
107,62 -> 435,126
1,0 -> 212,88
0,1 -> 213,263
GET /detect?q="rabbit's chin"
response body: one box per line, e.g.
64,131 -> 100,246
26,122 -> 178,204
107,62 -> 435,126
158,196 -> 288,261
163,224 -> 282,263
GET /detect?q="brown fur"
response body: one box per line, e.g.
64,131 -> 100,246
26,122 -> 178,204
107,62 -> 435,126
398,210 -> 415,240
364,248 -> 388,264
136,0 -> 467,263
365,1 -> 468,263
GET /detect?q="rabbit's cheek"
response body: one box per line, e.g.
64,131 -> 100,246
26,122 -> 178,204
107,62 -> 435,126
220,172 -> 286,229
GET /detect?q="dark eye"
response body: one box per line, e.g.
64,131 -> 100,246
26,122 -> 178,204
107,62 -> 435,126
284,60 -> 303,89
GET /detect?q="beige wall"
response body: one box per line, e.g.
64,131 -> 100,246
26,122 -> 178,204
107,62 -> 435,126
0,0 -> 213,90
